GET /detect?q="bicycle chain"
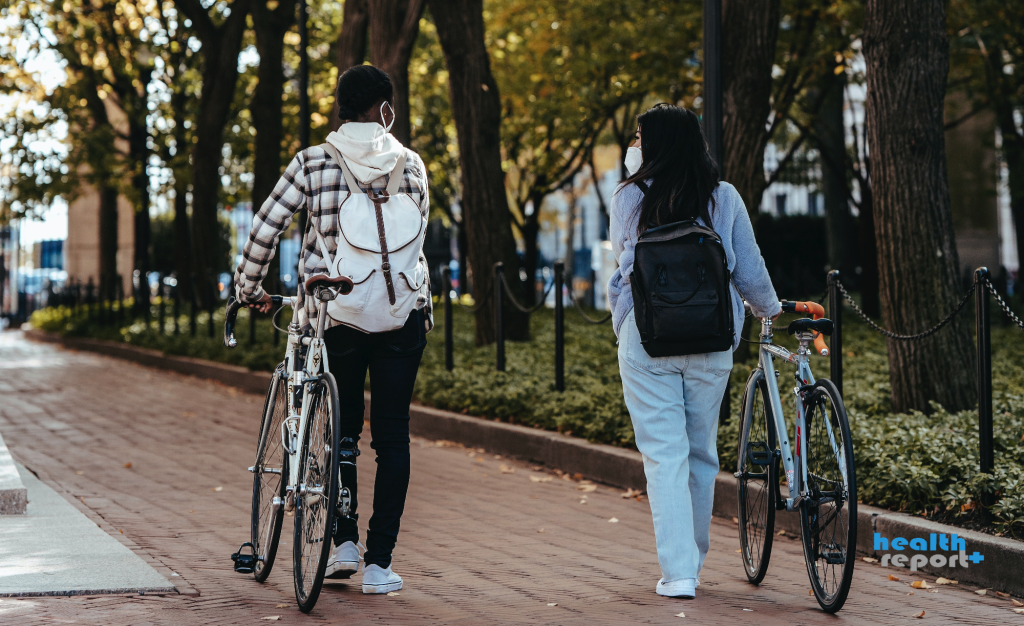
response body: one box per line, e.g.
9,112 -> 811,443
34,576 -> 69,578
835,278 -> 976,341
983,277 -> 1024,331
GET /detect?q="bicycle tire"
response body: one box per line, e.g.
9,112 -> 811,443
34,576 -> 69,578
252,368 -> 287,583
799,378 -> 857,613
737,368 -> 779,584
293,371 -> 341,613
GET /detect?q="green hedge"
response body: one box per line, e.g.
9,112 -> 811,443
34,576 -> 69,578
30,298 -> 1024,535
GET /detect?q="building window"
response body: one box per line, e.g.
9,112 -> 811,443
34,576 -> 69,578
775,193 -> 787,217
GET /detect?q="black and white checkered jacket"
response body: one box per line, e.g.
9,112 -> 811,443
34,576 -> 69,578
233,145 -> 433,332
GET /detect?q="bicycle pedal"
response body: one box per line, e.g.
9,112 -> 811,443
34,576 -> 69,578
821,551 -> 846,564
231,542 -> 257,574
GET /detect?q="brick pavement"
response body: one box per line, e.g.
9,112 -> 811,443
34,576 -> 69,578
0,330 -> 1018,625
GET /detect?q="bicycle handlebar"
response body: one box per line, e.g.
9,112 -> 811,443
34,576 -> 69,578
781,300 -> 829,356
223,295 -> 285,348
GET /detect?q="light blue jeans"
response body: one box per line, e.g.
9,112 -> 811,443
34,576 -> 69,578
617,309 -> 732,582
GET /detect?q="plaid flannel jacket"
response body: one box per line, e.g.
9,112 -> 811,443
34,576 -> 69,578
233,145 -> 433,332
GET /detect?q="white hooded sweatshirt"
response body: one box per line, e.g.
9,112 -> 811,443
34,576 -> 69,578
324,122 -> 405,184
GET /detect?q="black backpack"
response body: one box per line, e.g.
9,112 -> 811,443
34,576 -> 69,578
630,211 -> 734,358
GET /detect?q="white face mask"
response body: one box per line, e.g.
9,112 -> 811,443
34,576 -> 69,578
624,146 -> 643,177
377,101 -> 395,136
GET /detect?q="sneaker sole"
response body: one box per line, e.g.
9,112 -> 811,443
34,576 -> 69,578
362,580 -> 403,594
656,588 -> 695,599
325,561 -> 360,579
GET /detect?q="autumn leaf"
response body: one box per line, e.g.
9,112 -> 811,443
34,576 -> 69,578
1013,599 -> 1024,607
499,464 -> 516,474
1014,608 -> 1024,615
675,611 -> 685,617
622,488 -> 643,498
530,475 -> 553,483
911,581 -> 932,589
275,604 -> 289,608
976,589 -> 989,596
387,592 -> 400,597
862,557 -> 878,563
997,591 -> 1011,598
547,602 -> 558,606
260,617 -> 280,621
889,574 -> 900,581
123,462 -> 133,469
577,484 -> 597,492
935,578 -> 957,585
608,517 -> 619,523
913,610 -> 925,619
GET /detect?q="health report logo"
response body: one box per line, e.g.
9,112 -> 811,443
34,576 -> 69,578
874,533 -> 985,571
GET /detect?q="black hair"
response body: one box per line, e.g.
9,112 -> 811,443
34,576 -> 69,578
335,64 -> 394,122
620,104 -> 720,235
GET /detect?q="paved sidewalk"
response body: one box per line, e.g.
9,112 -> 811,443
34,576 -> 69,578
0,331 -> 1018,624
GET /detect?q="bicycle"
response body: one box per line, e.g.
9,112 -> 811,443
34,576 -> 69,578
736,300 -> 857,613
224,274 -> 355,613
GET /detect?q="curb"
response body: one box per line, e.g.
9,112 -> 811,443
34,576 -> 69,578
21,328 -> 1024,596
0,429 -> 28,515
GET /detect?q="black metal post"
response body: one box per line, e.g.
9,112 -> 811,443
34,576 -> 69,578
116,277 -> 124,326
828,269 -> 843,395
494,262 -> 505,372
207,281 -> 215,338
702,0 -> 723,166
172,283 -> 180,335
554,261 -> 565,392
249,306 -> 257,346
975,267 -> 993,479
442,266 -> 453,371
189,274 -> 197,337
158,278 -> 165,334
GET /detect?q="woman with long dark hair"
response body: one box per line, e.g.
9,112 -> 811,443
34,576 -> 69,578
609,104 -> 780,599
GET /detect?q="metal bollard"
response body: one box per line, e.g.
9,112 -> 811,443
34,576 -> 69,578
158,279 -> 166,334
189,275 -> 197,337
494,262 -> 505,372
442,266 -> 453,371
207,281 -> 215,338
975,267 -> 993,481
828,269 -> 843,395
554,261 -> 565,392
172,284 -> 180,335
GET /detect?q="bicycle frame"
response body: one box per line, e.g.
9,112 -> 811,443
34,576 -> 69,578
755,316 -> 847,512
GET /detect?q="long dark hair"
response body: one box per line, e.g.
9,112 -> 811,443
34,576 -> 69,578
620,104 -> 720,235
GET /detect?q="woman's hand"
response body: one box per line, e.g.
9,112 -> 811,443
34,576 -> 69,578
248,293 -> 273,314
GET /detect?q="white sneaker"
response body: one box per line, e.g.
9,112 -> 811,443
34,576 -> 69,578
656,578 -> 696,598
362,564 -> 403,594
324,541 -> 361,579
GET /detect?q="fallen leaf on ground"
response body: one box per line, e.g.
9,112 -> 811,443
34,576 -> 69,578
261,618 -> 280,621
530,475 -> 553,483
888,574 -> 900,581
75,471 -> 84,475
732,517 -> 739,525
499,464 -> 516,474
736,549 -> 742,553
914,610 -> 925,619
547,603 -> 558,606
1013,599 -> 1024,607
182,412 -> 195,418
622,488 -> 643,499
577,484 -> 597,492
997,591 -> 1011,598
809,590 -> 813,595
537,528 -> 545,533
976,589 -> 989,596
387,592 -> 400,597
119,529 -> 123,534
862,557 -> 878,563
608,517 -> 619,523
1014,608 -> 1024,614
742,609 -> 753,611
911,581 -> 932,589
213,486 -> 223,492
123,462 -> 132,469
777,529 -> 786,536
935,578 -> 957,585
493,455 -> 502,459
467,451 -> 475,458
908,592 -> 914,596
475,456 -> 484,462
676,612 -> 685,617
275,604 -> 289,608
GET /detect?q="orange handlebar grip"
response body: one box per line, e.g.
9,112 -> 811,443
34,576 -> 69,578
792,301 -> 825,319
813,332 -> 829,357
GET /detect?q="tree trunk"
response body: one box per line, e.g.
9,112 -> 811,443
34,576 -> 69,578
430,0 -> 529,344
856,172 -> 881,317
519,190 -> 545,307
989,48 -> 1024,278
815,73 -> 851,275
129,67 -> 153,311
721,0 -> 781,217
176,0 -> 252,305
368,0 -> 425,147
252,0 -> 298,297
329,0 -> 369,131
98,184 -> 119,302
864,0 -> 976,413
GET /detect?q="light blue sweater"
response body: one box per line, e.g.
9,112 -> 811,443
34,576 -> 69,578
607,181 -> 782,350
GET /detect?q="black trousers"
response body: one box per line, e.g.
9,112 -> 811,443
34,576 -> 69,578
324,309 -> 426,569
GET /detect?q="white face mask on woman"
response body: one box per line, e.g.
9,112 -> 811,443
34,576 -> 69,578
624,146 -> 643,177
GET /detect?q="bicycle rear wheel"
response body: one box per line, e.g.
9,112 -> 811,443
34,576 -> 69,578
293,372 -> 341,613
800,378 -> 856,613
736,368 -> 779,584
252,368 -> 287,582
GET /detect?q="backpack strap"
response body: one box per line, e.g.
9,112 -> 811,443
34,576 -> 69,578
320,142 -> 363,194
386,152 -> 407,196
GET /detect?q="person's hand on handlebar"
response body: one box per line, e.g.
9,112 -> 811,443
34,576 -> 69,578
248,293 -> 273,314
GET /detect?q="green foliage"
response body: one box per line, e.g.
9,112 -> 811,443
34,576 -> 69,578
33,298 -> 1024,534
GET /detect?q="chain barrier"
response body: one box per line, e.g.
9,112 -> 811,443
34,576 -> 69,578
498,273 -> 555,314
567,289 -> 612,324
835,278 -> 976,341
983,277 -> 1024,332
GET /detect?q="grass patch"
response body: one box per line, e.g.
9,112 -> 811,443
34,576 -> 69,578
30,297 -> 1024,535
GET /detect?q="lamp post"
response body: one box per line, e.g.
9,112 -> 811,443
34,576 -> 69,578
703,0 -> 723,167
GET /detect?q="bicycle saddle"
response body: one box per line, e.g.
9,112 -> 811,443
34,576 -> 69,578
787,317 -> 834,336
304,274 -> 354,295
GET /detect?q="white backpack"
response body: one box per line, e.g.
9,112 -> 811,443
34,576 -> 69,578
314,143 -> 427,333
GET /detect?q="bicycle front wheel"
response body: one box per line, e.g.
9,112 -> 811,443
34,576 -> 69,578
293,372 -> 341,613
800,378 -> 857,613
737,368 -> 778,584
252,368 -> 287,583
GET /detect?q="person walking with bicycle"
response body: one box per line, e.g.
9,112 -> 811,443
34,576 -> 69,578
234,64 -> 431,595
608,104 -> 780,599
